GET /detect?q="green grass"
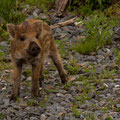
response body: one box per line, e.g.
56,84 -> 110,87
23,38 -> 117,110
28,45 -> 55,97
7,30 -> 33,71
27,99 -> 37,106
0,0 -> 26,23
105,116 -> 113,120
73,39 -> 98,55
0,0 -> 16,22
0,45 -> 12,73
66,64 -> 80,75
23,69 -> 32,77
0,62 -> 12,73
72,105 -> 82,117
116,107 -> 120,112
24,0 -> 54,13
22,81 -> 31,87
44,88 -> 58,93
104,3 -> 120,18
68,0 -> 113,16
72,14 -> 119,55
56,38 -> 69,58
27,95 -> 48,108
115,48 -> 120,67
99,69 -> 116,79
0,26 -> 9,41
0,113 -> 5,120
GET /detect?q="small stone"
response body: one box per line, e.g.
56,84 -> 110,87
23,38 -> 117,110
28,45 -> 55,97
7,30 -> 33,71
33,9 -> 40,14
103,83 -> 108,88
115,85 -> 120,88
56,93 -> 64,97
48,116 -> 57,120
40,114 -> 47,120
80,62 -> 89,68
74,20 -> 83,27
26,76 -> 31,81
60,101 -> 67,106
39,13 -> 48,19
96,55 -> 104,59
116,104 -> 120,108
0,41 -> 8,47
76,35 -> 86,41
30,117 -> 38,120
88,90 -> 96,98
65,94 -> 74,102
0,99 -> 4,105
2,87 -> 7,90
11,103 -> 20,110
55,28 -> 62,33
87,56 -> 96,62
21,75 -> 26,81
20,101 -> 27,108
16,112 -> 26,117
24,119 -> 29,120
64,115 -> 70,120
50,16 -> 59,25
3,99 -> 9,107
27,15 -> 34,20
97,49 -> 105,56
6,116 -> 12,120
74,52 -> 83,60
33,12 -> 38,17
56,106 -> 64,113
59,33 -> 67,39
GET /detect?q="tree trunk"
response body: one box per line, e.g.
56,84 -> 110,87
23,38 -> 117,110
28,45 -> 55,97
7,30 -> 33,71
55,0 -> 69,14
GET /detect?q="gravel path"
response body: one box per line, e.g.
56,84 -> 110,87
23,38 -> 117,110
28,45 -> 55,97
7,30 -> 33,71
0,13 -> 120,120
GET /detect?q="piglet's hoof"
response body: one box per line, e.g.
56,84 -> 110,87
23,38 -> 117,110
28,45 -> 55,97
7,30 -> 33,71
61,75 -> 68,85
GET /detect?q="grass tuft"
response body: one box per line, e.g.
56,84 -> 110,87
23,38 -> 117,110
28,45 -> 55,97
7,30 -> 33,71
72,14 -> 119,54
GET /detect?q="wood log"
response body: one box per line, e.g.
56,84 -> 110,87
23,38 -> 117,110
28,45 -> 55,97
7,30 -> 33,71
50,17 -> 76,29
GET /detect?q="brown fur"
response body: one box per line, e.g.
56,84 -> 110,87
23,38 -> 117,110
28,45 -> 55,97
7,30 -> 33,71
7,19 -> 67,99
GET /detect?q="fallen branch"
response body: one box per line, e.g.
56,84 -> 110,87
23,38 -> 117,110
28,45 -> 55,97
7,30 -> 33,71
50,17 -> 77,29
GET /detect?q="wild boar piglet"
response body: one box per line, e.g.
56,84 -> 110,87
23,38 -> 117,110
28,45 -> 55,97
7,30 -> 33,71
7,19 -> 67,99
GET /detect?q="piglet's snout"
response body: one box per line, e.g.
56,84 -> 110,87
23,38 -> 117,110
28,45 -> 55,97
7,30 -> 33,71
28,41 -> 40,56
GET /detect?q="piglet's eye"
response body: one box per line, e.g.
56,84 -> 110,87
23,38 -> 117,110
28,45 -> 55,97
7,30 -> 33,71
36,33 -> 39,39
20,36 -> 25,41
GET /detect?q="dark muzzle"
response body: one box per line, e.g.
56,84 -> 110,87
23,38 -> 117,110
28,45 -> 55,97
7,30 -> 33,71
28,41 -> 40,56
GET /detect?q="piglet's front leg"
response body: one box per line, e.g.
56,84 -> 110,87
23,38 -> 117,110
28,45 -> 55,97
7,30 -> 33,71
11,62 -> 22,100
32,63 -> 41,97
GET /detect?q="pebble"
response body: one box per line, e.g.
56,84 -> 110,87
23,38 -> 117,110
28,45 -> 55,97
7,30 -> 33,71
40,114 -> 47,120
116,104 -> 120,108
3,98 -> 9,107
30,117 -> 39,120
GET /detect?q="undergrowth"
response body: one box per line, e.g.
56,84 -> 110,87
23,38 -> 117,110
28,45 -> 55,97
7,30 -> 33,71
0,0 -> 26,24
68,0 -> 114,16
24,0 -> 54,12
72,14 -> 119,54
114,48 -> 120,67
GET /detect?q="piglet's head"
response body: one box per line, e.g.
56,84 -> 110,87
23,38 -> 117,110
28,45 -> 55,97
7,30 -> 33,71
7,21 -> 42,59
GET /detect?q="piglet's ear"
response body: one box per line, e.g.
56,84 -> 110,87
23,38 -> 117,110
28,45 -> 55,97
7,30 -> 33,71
7,24 -> 16,38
